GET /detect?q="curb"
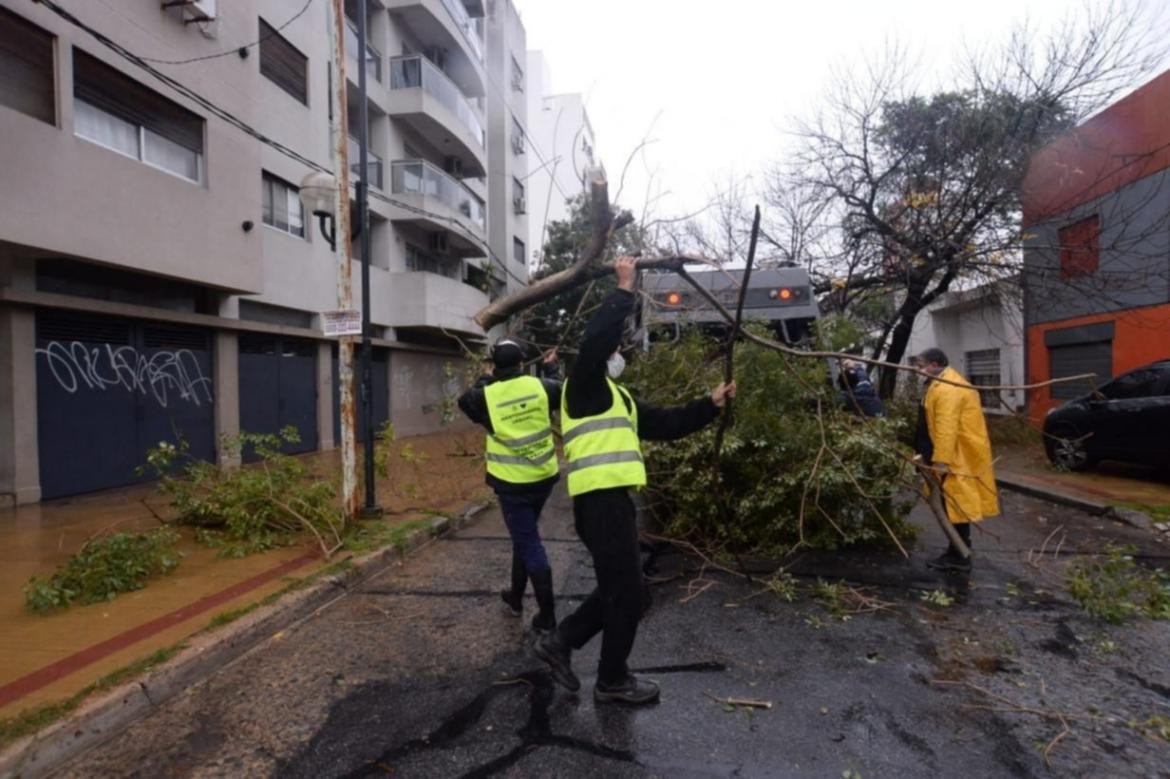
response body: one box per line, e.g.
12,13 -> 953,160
995,474 -> 1154,531
0,501 -> 493,779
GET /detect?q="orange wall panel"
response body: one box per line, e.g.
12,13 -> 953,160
1025,302 -> 1170,422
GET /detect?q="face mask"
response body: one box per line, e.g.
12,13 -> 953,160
607,352 -> 626,379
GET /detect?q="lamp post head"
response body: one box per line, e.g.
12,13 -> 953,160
299,171 -> 337,217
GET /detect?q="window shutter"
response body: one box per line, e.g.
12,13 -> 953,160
72,50 -> 203,153
0,7 -> 56,124
259,19 -> 308,104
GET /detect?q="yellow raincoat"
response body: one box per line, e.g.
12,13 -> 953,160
924,366 -> 1000,523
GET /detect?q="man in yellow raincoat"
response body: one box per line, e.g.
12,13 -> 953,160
914,348 -> 1000,572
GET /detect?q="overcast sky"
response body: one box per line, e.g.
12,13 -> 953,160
515,0 -> 1169,223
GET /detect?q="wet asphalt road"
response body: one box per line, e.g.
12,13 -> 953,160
60,488 -> 1170,778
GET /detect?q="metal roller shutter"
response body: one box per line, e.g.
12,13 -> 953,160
1050,341 -> 1112,400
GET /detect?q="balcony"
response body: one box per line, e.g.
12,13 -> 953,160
348,136 -> 384,191
390,159 -> 485,248
388,55 -> 486,177
382,0 -> 485,97
345,19 -> 382,83
438,0 -> 483,62
381,265 -> 488,336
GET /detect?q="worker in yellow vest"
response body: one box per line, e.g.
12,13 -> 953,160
458,340 -> 562,633
535,256 -> 736,705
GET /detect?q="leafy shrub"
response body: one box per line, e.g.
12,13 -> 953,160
1067,544 -> 1170,623
24,528 -> 182,613
143,427 -> 344,558
626,325 -> 916,557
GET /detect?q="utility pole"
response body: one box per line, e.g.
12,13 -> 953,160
327,0 -> 358,520
356,0 -> 381,518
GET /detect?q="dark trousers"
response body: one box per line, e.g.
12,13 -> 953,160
557,487 -> 642,685
498,488 -> 553,573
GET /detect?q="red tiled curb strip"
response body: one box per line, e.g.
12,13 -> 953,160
0,554 -> 316,709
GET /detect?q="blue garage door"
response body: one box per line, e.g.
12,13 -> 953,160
332,345 -> 389,444
238,333 -> 318,457
35,311 -> 215,499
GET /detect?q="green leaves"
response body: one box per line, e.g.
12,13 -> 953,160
627,326 -> 916,557
1067,544 -> 1170,624
24,528 -> 183,614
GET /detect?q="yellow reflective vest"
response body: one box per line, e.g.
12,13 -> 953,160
483,375 -> 558,484
561,377 -> 647,496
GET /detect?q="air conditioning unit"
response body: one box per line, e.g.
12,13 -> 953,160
429,232 -> 450,253
163,0 -> 217,23
444,156 -> 464,177
513,196 -> 526,215
511,133 -> 525,155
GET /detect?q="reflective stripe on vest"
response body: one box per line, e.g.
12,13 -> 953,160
560,377 -> 646,496
484,375 -> 558,484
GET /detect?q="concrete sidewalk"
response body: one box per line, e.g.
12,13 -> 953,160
0,430 -> 488,731
994,446 -> 1170,533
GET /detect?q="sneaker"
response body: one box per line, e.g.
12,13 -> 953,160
500,589 -> 522,617
594,675 -> 660,705
926,550 -> 972,573
534,633 -> 580,692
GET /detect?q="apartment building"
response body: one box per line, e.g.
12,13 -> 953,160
1021,68 -> 1170,420
0,0 -> 531,505
525,50 -> 597,268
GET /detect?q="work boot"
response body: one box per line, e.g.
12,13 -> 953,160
529,567 -> 557,634
926,547 -> 972,573
500,556 -> 526,617
534,631 -> 580,692
594,675 -> 661,705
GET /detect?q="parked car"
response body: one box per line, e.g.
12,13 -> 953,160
1043,359 -> 1170,470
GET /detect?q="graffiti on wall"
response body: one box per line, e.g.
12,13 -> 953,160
36,341 -> 214,408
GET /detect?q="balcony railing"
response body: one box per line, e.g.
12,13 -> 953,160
345,19 -> 382,83
389,55 -> 485,149
439,0 -> 483,62
391,159 -> 485,232
348,136 -> 384,190
406,244 -> 462,279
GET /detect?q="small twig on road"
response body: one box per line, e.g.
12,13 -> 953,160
705,692 -> 773,710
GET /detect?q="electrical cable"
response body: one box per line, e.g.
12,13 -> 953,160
142,0 -> 315,65
35,0 -> 529,288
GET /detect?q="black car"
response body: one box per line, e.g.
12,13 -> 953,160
1043,359 -> 1170,470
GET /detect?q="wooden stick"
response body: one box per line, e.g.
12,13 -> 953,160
706,692 -> 773,709
913,459 -> 971,559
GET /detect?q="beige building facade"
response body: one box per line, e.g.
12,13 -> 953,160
0,0 -> 529,505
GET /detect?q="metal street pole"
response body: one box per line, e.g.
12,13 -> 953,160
356,0 -> 381,517
328,0 -> 358,520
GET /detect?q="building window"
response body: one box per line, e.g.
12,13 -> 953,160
1058,215 -> 1099,279
510,55 -> 524,92
259,18 -> 308,104
513,237 -> 526,265
73,50 -> 203,182
512,177 -> 525,214
965,348 -> 1001,409
406,243 -> 460,278
0,7 -> 55,125
262,172 -> 305,238
511,115 -> 525,155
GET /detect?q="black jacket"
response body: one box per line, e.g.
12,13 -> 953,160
458,364 -> 562,494
838,364 -> 886,418
568,289 -> 719,445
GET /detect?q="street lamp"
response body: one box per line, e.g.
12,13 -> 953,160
299,171 -> 380,519
299,171 -> 361,250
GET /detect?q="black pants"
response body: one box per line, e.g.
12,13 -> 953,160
556,487 -> 642,685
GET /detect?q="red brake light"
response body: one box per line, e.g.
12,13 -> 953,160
666,292 -> 682,305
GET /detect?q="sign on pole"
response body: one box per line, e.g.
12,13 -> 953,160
322,309 -> 362,337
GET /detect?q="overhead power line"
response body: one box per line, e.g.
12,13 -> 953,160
142,0 -> 315,65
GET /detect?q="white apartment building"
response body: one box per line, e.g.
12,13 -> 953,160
524,50 -> 597,269
0,0 -> 532,505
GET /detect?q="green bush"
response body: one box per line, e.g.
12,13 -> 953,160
626,324 -> 917,557
1067,544 -> 1170,623
24,528 -> 182,613
143,427 -> 344,558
